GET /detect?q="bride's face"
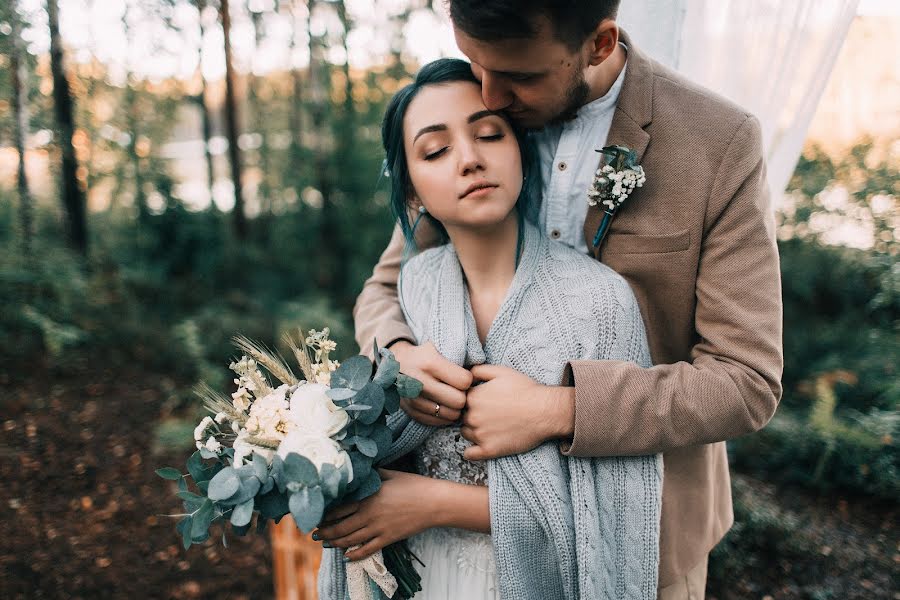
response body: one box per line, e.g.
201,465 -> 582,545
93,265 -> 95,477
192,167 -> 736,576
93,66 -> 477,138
402,81 -> 523,232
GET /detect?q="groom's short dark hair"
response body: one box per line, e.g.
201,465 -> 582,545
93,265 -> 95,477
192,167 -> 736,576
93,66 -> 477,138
448,0 -> 621,51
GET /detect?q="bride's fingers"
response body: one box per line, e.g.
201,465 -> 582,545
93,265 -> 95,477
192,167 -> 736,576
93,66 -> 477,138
315,513 -> 367,541
321,502 -> 360,525
399,398 -> 452,427
421,377 -> 467,411
344,536 -> 386,562
407,396 -> 461,423
328,526 -> 375,550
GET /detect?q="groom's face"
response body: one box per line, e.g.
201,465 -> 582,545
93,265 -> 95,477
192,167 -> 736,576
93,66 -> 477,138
454,19 -> 590,129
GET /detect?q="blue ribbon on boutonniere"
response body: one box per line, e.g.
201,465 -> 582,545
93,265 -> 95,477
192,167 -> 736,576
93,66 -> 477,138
588,145 -> 646,250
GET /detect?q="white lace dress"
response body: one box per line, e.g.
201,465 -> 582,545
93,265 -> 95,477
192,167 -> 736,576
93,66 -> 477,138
408,426 -> 500,600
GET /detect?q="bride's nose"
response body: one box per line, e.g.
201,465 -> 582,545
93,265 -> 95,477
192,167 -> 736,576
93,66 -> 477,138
457,138 -> 485,176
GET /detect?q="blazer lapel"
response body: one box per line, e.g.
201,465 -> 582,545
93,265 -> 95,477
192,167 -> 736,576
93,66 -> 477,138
583,29 -> 654,255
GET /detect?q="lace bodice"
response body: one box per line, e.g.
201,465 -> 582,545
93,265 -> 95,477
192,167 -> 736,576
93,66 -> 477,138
414,425 -> 488,486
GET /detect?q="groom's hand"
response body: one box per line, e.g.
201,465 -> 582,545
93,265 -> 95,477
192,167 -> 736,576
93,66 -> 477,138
461,365 -> 575,461
391,340 -> 473,427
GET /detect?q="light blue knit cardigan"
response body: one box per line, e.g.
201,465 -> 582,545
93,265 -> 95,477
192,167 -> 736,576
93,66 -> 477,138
320,222 -> 662,599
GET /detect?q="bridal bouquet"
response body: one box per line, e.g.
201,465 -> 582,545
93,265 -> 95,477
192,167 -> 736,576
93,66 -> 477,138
157,329 -> 424,600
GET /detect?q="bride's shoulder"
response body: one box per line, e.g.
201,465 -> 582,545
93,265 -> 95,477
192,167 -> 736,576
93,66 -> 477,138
540,239 -> 638,309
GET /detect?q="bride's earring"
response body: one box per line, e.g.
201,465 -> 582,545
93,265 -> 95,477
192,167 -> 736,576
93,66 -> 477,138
411,205 -> 427,237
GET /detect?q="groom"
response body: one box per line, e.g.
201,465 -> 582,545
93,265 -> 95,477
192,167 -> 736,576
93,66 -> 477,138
355,1 -> 783,597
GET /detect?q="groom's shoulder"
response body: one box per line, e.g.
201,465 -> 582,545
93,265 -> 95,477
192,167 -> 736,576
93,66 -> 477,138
647,58 -> 759,143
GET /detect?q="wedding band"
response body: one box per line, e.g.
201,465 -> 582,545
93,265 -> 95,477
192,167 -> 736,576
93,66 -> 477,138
433,403 -> 441,418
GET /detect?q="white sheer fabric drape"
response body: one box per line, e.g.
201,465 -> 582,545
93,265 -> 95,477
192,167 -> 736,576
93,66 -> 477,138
619,0 -> 859,197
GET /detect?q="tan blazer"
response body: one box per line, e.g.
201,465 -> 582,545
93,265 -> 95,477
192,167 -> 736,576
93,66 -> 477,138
352,32 -> 784,586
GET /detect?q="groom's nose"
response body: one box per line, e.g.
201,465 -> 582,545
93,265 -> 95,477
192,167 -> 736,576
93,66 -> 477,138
479,71 -> 513,112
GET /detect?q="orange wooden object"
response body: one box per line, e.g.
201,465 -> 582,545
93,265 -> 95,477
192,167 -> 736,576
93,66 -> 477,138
271,516 -> 323,600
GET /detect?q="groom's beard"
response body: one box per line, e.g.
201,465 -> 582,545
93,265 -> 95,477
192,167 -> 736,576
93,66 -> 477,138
546,71 -> 591,127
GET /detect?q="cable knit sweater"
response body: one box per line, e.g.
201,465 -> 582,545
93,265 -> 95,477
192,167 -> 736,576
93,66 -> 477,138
320,222 -> 662,600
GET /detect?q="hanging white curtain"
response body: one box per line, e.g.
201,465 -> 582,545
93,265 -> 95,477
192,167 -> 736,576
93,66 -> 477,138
619,0 -> 859,197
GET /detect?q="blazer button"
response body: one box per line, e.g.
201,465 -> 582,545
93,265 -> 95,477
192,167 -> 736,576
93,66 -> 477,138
550,229 -> 561,239
558,162 -> 567,171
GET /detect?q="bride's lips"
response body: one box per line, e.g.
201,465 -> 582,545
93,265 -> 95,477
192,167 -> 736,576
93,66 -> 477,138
459,181 -> 499,199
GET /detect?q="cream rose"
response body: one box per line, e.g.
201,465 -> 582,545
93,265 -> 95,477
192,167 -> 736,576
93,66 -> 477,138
277,430 -> 352,481
289,383 -> 349,436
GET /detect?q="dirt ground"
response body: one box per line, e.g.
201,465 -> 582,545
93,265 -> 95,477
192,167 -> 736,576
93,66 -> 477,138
1,363 -> 896,599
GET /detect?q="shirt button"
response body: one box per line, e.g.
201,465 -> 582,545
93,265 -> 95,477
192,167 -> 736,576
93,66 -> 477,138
558,162 -> 567,171
550,229 -> 561,239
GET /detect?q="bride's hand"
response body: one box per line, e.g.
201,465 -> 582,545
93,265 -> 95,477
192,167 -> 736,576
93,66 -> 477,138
391,340 -> 472,426
313,469 -> 441,561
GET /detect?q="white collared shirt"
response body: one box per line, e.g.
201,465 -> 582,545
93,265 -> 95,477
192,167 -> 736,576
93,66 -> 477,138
532,59 -> 628,254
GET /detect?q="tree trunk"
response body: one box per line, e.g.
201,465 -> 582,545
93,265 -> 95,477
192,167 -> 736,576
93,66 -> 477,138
47,0 -> 88,255
249,4 -> 272,223
124,82 -> 148,223
288,0 -> 304,178
307,0 -> 341,290
196,0 -> 217,209
10,0 -> 34,258
219,0 -> 247,238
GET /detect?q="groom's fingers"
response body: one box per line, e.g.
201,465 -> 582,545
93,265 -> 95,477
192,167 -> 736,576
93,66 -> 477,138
469,363 -> 509,382
463,443 -> 488,462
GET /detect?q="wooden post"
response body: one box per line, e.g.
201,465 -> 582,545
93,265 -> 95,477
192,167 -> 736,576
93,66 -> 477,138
271,516 -> 323,600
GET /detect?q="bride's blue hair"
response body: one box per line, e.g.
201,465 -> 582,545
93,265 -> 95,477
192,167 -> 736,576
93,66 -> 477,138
381,58 -> 541,248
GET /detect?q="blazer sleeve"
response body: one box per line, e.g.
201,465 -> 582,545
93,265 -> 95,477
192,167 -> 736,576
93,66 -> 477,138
562,115 -> 784,457
353,219 -> 441,358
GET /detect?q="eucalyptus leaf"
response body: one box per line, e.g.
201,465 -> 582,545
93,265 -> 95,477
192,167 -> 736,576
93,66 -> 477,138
257,517 -> 268,534
191,499 -> 215,539
256,490 -> 290,521
199,448 -> 218,459
355,383 -> 385,425
197,480 -> 210,494
289,486 -> 325,533
370,424 -> 393,462
331,355 -> 373,390
354,437 -> 378,458
252,452 -> 268,482
186,451 -> 204,482
395,373 -> 424,399
282,453 -> 319,486
220,475 -> 261,506
177,477 -> 188,493
207,467 -> 241,501
347,470 -> 381,502
177,491 -> 205,502
260,476 -> 275,495
344,403 -> 372,412
156,467 -> 182,480
372,353 -> 400,388
383,387 -> 401,414
319,464 -> 341,499
179,516 -> 193,549
230,498 -> 255,527
326,388 -> 356,401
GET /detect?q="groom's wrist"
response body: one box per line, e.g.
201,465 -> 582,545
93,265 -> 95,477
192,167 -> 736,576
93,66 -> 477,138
543,386 -> 576,440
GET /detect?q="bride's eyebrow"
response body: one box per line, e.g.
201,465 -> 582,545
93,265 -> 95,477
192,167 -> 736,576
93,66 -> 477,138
412,110 -> 501,143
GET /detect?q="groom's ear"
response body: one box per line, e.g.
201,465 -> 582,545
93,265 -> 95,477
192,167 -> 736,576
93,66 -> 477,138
585,20 -> 619,66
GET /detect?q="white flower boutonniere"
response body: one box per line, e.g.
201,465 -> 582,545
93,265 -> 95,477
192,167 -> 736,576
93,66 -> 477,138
587,145 -> 646,249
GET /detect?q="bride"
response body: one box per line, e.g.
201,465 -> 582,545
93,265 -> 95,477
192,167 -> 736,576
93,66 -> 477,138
316,58 -> 661,600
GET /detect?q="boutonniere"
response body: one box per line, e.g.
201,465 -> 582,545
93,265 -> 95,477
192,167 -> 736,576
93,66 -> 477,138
587,145 -> 646,249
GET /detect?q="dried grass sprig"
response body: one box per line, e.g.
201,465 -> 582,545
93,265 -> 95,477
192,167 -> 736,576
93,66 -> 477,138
195,382 -> 243,421
233,335 -> 299,386
283,330 -> 314,382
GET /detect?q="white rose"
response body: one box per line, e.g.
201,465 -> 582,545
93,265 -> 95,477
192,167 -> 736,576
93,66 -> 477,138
289,383 -> 349,436
277,431 -> 352,481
